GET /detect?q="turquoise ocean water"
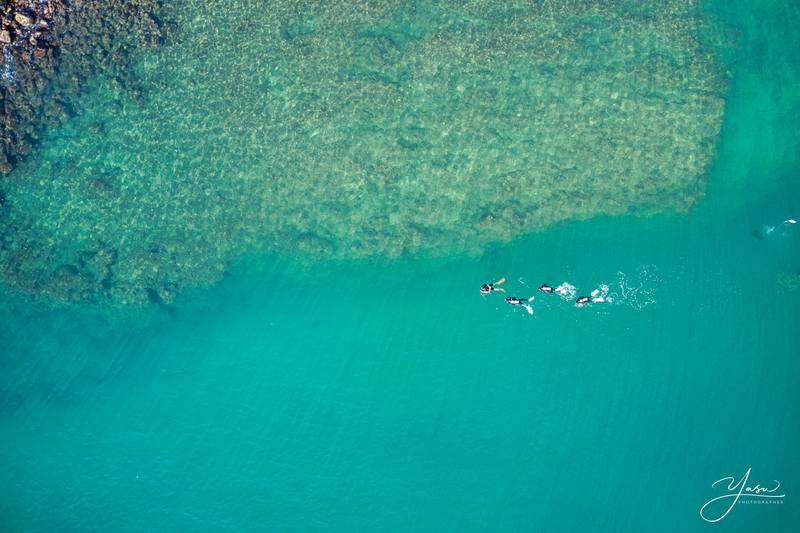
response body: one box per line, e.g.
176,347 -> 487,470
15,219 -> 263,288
1,0 -> 799,531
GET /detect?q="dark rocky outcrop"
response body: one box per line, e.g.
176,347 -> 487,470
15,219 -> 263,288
0,0 -> 166,174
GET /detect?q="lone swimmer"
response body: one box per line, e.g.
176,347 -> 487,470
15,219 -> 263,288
505,296 -> 535,315
754,218 -> 797,239
480,277 -> 506,294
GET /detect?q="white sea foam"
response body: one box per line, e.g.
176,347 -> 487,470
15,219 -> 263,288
1,45 -> 15,83
591,284 -> 611,303
616,266 -> 660,310
555,282 -> 576,300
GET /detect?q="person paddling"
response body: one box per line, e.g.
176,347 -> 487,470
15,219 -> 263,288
480,277 -> 506,295
505,296 -> 535,315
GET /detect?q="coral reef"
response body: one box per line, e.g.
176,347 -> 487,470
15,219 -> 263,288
0,0 -> 165,173
0,0 -> 729,305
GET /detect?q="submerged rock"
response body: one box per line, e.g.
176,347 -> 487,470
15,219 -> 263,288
13,12 -> 35,27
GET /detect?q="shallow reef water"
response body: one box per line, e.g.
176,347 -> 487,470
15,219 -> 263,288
0,0 -> 729,305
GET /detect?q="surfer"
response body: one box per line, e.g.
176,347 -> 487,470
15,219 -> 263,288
538,284 -> 555,294
575,296 -> 591,307
505,296 -> 535,315
480,277 -> 506,295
